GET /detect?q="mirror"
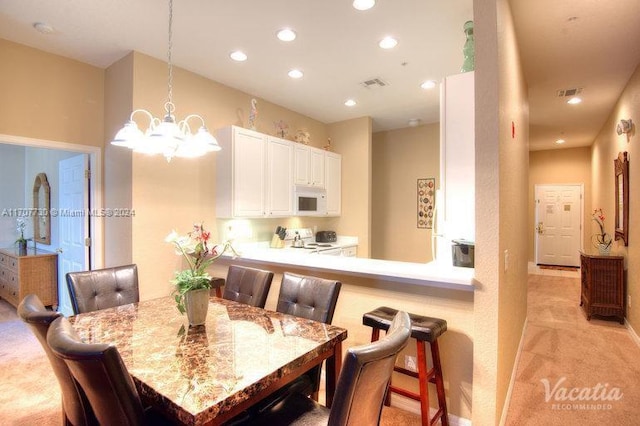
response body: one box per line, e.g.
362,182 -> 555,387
32,173 -> 51,245
614,152 -> 629,246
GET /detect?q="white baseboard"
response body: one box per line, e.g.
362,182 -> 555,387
390,393 -> 471,426
498,316 -> 528,426
627,318 -> 640,348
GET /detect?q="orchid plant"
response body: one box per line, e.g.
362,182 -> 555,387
15,218 -> 27,244
592,208 -> 612,248
165,223 -> 238,313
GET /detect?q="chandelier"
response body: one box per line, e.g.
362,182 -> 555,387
110,0 -> 220,161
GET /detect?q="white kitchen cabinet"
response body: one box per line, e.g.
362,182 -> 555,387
216,126 -> 293,218
325,151 -> 342,216
266,136 -> 294,217
294,145 -> 325,187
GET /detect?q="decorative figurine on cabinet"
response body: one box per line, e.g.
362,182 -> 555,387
248,98 -> 258,130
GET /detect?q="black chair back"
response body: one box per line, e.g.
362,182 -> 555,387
222,265 -> 273,308
66,264 -> 139,314
17,294 -> 96,426
328,311 -> 411,425
47,316 -> 147,426
276,272 -> 342,323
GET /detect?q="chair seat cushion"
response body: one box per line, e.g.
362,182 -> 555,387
363,306 -> 447,342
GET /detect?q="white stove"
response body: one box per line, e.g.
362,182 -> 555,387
282,228 -> 343,255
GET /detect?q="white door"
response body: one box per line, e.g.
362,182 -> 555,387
57,154 -> 90,315
535,184 -> 582,267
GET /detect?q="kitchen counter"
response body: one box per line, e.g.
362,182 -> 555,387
225,243 -> 475,291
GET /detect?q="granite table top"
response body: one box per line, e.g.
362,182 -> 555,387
70,296 -> 347,425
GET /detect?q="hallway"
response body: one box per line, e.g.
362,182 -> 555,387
505,268 -> 640,425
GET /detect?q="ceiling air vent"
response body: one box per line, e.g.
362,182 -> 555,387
556,88 -> 583,97
361,78 -> 388,88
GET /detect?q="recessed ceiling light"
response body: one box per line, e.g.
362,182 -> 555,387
421,80 -> 437,90
353,0 -> 376,11
567,97 -> 582,105
288,69 -> 303,79
408,119 -> 421,127
33,22 -> 54,34
555,139 -> 566,144
344,99 -> 357,107
277,28 -> 297,42
378,36 -> 398,49
229,51 -> 247,62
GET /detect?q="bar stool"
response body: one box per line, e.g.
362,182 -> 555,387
209,277 -> 225,298
363,306 -> 449,426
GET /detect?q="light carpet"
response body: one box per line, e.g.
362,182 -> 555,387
504,274 -> 640,425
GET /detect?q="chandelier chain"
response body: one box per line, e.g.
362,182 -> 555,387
166,0 -> 174,111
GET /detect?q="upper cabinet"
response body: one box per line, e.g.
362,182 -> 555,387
325,152 -> 341,216
294,145 -> 325,187
216,125 -> 341,218
266,136 -> 294,217
216,126 -> 293,218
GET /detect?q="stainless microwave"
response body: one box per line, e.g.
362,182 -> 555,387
294,186 -> 327,216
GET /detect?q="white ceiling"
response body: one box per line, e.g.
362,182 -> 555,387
511,0 -> 640,151
0,0 -> 638,150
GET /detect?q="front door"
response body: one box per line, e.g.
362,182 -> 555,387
57,154 -> 90,315
535,184 -> 583,267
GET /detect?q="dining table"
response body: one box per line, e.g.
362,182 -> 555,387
69,295 -> 348,425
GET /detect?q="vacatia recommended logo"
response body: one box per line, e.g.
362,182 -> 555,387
541,377 -> 623,410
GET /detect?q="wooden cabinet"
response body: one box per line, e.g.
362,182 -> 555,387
216,126 -> 293,218
580,252 -> 625,324
325,151 -> 342,216
294,145 -> 325,187
0,248 -> 58,308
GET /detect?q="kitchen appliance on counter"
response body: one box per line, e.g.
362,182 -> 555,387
452,239 -> 474,268
281,228 -> 355,256
316,230 -> 337,243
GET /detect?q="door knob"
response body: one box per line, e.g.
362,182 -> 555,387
536,222 -> 544,234
55,248 -> 64,253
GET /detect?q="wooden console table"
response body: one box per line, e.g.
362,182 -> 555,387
0,248 -> 58,308
579,251 -> 625,324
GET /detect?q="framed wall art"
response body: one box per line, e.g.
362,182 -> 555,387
417,178 -> 435,229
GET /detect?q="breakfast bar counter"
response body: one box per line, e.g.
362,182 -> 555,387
220,245 -> 475,292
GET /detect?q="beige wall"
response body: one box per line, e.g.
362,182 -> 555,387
528,147 -> 592,261
372,124 -> 440,262
0,39 -> 104,147
104,53 -> 134,267
473,0 -> 530,424
590,62 -> 640,333
329,117 -> 373,257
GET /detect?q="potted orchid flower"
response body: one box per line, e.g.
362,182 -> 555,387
15,218 -> 28,255
165,223 -> 238,325
592,208 -> 612,255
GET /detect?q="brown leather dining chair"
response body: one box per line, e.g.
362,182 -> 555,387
46,316 -> 170,426
17,294 -> 96,426
66,264 -> 139,314
222,265 -> 274,308
242,311 -> 411,425
275,273 -> 342,399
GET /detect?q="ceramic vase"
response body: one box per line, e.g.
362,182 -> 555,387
461,20 -> 475,72
184,288 -> 210,326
